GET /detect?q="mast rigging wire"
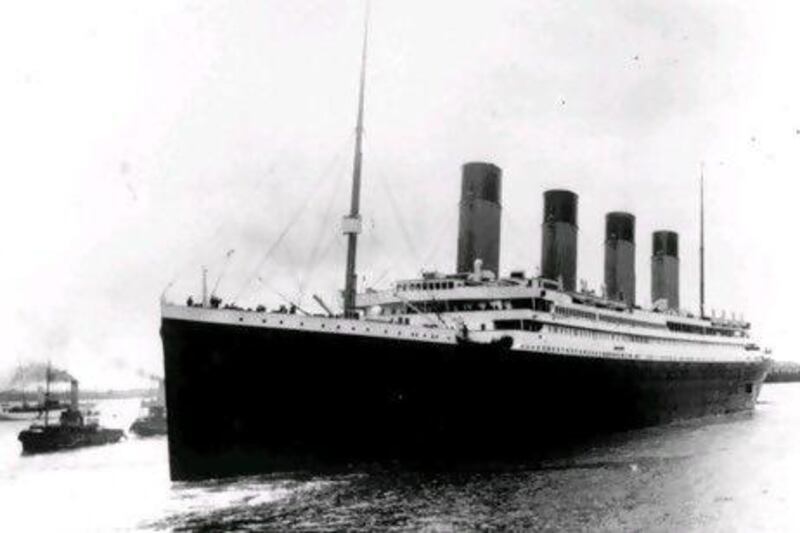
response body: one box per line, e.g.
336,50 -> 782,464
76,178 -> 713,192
421,207 -> 456,267
375,171 -> 420,264
211,249 -> 236,297
297,153 -> 350,298
253,276 -> 312,316
232,137 -> 352,303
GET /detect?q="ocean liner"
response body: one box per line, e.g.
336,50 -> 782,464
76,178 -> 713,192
160,10 -> 772,481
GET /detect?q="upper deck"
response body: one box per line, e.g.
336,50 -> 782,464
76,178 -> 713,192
354,272 -> 751,341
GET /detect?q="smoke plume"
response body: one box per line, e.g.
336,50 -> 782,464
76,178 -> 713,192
7,362 -> 75,386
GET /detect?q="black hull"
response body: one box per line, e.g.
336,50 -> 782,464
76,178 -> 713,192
162,318 -> 770,481
18,426 -> 124,454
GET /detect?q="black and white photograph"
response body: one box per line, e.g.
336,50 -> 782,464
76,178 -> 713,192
2,0 -> 799,530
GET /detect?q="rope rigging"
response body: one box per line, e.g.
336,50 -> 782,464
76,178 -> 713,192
296,152 -> 351,301
357,170 -> 432,290
499,205 -> 536,270
252,275 -> 312,316
232,135 -> 353,304
421,206 -> 456,267
375,171 -> 420,265
210,249 -> 236,298
361,191 -> 457,291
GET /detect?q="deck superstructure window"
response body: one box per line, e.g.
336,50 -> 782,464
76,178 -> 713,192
534,298 -> 552,312
494,319 -> 541,332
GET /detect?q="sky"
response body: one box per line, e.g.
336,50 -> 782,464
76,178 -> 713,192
1,0 -> 799,388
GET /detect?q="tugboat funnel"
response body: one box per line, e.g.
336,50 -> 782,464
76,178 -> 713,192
70,379 -> 79,410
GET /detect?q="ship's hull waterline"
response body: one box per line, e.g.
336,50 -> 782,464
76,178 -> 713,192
161,316 -> 770,481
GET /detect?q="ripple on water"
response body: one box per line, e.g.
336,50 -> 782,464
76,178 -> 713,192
4,385 -> 800,531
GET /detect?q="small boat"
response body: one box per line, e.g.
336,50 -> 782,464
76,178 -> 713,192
0,410 -> 29,422
0,398 -> 68,421
130,378 -> 167,437
130,403 -> 167,437
18,369 -> 124,454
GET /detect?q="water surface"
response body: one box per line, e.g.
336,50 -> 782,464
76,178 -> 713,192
2,384 -> 799,531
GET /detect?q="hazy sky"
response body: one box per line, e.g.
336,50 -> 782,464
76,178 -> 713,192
2,0 -> 799,388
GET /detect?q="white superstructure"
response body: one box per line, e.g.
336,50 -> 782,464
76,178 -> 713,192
354,272 -> 763,364
162,269 -> 764,367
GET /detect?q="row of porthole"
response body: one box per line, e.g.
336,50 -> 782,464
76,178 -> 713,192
534,343 -> 737,362
240,315 -> 446,341
524,346 -> 607,358
524,343 -> 743,363
528,345 -> 683,361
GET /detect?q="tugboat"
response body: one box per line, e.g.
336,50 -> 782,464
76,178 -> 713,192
18,370 -> 124,454
130,378 -> 167,437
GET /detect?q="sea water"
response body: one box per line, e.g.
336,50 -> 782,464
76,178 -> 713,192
2,384 -> 799,531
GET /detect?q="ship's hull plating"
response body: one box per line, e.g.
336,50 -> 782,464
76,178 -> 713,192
162,317 -> 770,481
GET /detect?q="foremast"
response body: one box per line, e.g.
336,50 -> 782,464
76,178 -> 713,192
342,2 -> 370,317
700,163 -> 706,319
